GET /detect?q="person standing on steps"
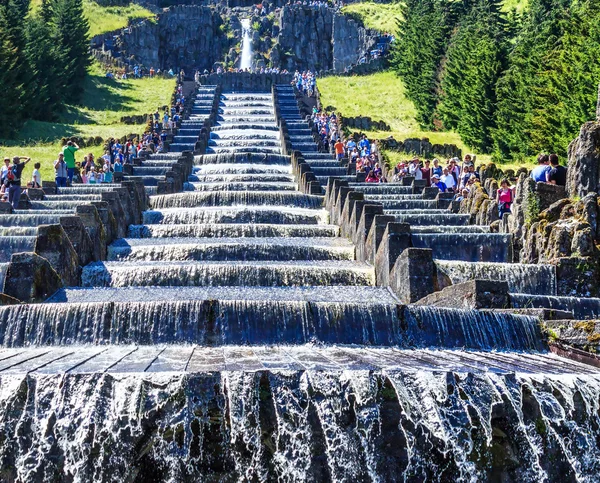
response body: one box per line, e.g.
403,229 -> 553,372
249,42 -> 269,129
496,177 -> 513,218
62,140 -> 79,186
334,139 -> 345,161
7,156 -> 30,209
546,153 -> 567,186
54,152 -> 68,190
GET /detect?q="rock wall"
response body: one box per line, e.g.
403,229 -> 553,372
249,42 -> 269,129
273,5 -> 376,72
118,5 -> 228,71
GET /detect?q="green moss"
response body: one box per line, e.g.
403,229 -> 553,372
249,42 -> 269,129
535,417 -> 547,437
524,190 -> 540,226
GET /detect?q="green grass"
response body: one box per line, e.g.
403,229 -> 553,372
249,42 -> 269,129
30,0 -> 155,37
0,63 -> 175,182
318,70 -> 534,170
341,1 -> 403,34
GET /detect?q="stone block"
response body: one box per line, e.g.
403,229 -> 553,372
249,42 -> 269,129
26,188 -> 45,201
0,202 -> 13,214
413,280 -> 510,310
535,182 -> 567,211
340,191 -> 364,239
333,186 -> 352,225
101,191 -> 127,238
76,205 -> 107,261
412,179 -> 427,194
4,253 -> 63,303
34,224 -> 80,286
364,215 -> 396,265
92,201 -> 118,246
59,216 -> 94,268
355,204 -> 384,261
422,187 -> 439,200
401,176 -> 415,186
374,222 -> 412,286
389,248 -> 436,304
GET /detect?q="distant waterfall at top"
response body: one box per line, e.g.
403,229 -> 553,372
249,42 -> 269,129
240,18 -> 253,71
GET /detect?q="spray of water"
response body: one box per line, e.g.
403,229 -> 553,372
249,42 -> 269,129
240,18 -> 253,71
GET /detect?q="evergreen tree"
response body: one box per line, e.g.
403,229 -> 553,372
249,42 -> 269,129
0,14 -> 25,134
25,13 -> 64,120
0,0 -> 31,123
391,0 -> 458,128
437,0 -> 509,152
492,0 -> 573,158
53,0 -> 90,101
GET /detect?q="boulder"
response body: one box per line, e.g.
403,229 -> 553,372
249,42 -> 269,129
567,121 -> 600,198
3,253 -> 63,303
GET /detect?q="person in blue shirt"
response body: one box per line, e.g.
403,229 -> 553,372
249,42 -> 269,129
431,174 -> 447,192
530,154 -> 551,182
359,135 -> 370,151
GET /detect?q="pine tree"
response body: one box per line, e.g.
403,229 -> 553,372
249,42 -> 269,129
53,0 -> 90,101
25,13 -> 64,120
0,10 -> 25,134
0,0 -> 31,123
437,0 -> 509,152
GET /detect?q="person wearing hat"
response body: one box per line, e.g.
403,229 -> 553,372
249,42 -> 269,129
431,173 -> 447,192
54,152 -> 68,189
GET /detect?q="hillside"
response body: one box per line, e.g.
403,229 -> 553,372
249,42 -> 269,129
0,63 -> 174,183
30,0 -> 155,36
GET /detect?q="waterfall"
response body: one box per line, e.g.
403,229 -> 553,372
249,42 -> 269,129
240,18 -> 253,71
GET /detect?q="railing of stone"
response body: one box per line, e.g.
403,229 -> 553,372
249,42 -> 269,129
198,73 -> 294,92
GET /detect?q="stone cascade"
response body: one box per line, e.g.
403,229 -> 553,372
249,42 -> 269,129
275,85 -> 600,323
126,85 -> 218,198
275,85 -> 354,188
205,92 -> 281,155
1,86 -> 600,480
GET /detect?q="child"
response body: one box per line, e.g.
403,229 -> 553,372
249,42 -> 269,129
31,162 -> 42,188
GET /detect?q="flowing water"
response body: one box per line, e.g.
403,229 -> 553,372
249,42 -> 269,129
2,87 -> 600,481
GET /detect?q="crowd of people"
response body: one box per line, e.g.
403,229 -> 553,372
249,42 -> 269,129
295,71 -> 318,97
0,83 -> 187,207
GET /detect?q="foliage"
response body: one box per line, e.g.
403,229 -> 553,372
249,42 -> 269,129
341,1 -> 403,34
0,63 -> 175,182
493,0 -> 600,159
390,0 -> 467,128
0,0 -> 91,133
437,0 -> 510,152
391,0 -> 600,160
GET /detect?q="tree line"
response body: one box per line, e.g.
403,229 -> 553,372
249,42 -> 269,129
0,0 -> 90,135
392,0 -> 600,160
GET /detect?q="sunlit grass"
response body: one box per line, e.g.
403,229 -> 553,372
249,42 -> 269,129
0,63 -> 175,181
30,0 -> 155,37
341,1 -> 402,34
318,71 -> 535,171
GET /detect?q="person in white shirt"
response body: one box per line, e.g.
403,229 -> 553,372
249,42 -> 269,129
440,167 -> 456,192
408,158 -> 423,180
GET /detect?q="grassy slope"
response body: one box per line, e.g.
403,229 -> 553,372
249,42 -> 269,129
341,2 -> 403,34
30,0 -> 155,37
342,0 -> 528,35
0,64 -> 175,182
318,71 -> 533,170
